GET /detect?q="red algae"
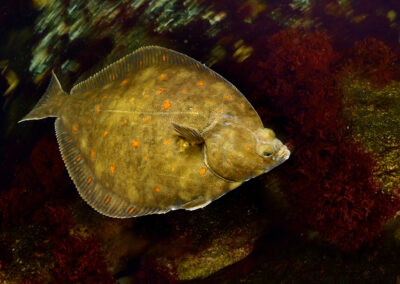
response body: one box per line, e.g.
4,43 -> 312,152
0,135 -> 114,282
50,235 -> 115,283
250,29 -> 400,251
344,38 -> 398,87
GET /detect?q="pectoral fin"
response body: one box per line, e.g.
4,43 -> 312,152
171,122 -> 204,144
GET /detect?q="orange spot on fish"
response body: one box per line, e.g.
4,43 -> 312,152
95,104 -> 102,114
144,93 -> 149,98
144,116 -> 150,122
111,74 -> 116,80
164,139 -> 170,145
139,60 -> 143,67
87,177 -> 93,185
91,149 -> 95,159
121,79 -> 128,85
65,137 -> 71,142
110,164 -> 116,175
145,155 -> 149,160
160,73 -> 167,79
162,55 -> 166,61
216,109 -> 222,114
183,89 -> 188,93
76,156 -> 81,163
57,102 -> 62,107
218,186 -> 223,191
227,161 -> 231,167
103,130 -> 109,137
84,91 -> 91,96
104,196 -> 111,205
199,167 -> 207,175
87,119 -> 91,124
246,146 -> 252,151
157,88 -> 165,95
132,138 -> 140,148
72,124 -> 78,132
171,167 -> 175,172
102,95 -> 107,100
155,186 -> 161,193
129,97 -> 135,103
196,63 -> 200,68
128,207 -> 135,214
225,94 -> 231,99
163,101 -> 171,110
123,119 -> 128,124
197,81 -> 204,86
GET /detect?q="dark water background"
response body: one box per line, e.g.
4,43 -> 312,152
1,0 -> 400,283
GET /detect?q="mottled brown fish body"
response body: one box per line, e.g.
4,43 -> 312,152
20,46 -> 290,217
62,64 -> 253,208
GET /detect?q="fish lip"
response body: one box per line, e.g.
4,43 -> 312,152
273,145 -> 291,162
261,145 -> 290,173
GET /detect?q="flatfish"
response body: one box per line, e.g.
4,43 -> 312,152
20,46 -> 290,217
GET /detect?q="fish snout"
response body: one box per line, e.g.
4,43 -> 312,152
273,144 -> 290,162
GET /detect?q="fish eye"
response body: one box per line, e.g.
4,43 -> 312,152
263,151 -> 273,158
258,144 -> 275,159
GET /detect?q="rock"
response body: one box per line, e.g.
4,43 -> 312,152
150,219 -> 263,280
342,79 -> 400,194
134,186 -> 271,281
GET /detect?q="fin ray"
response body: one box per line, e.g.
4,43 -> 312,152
171,122 -> 204,144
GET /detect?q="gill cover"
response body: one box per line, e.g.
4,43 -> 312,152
202,119 -> 261,182
172,119 -> 290,183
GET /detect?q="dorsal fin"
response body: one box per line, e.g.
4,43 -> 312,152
70,46 -> 215,94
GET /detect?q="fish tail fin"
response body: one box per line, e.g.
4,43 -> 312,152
19,71 -> 67,123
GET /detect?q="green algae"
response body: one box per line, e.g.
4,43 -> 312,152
29,0 -> 228,77
342,79 -> 400,194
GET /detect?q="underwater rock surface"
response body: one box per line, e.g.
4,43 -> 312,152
139,205 -> 268,280
343,79 -> 400,194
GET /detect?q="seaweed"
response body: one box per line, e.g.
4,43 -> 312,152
344,38 -> 398,87
250,29 -> 400,251
0,135 -> 115,282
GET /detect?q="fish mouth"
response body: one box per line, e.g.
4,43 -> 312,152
273,145 -> 291,163
260,145 -> 291,174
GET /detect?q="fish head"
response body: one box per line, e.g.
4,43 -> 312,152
203,118 -> 290,182
253,128 -> 290,174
